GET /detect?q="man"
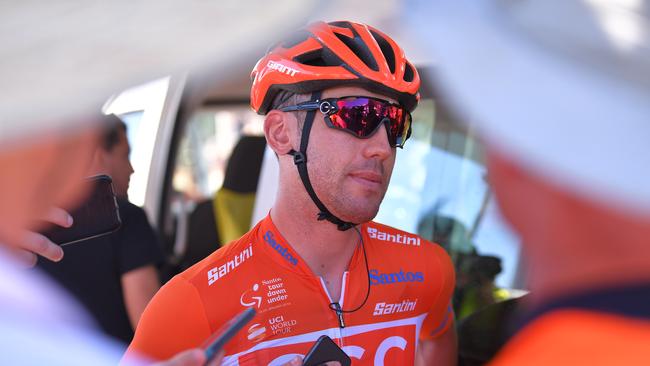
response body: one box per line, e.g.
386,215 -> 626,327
413,0 -> 650,364
37,114 -> 162,344
0,114 -> 222,365
128,21 -> 456,365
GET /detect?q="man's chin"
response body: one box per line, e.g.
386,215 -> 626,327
326,191 -> 384,224
337,207 -> 380,225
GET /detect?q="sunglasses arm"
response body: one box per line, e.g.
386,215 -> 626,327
279,101 -> 321,112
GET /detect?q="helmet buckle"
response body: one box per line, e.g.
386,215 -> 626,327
292,151 -> 306,165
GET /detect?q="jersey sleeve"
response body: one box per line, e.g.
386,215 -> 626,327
125,275 -> 212,361
419,244 -> 456,340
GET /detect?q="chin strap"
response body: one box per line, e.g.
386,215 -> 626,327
287,91 -> 356,231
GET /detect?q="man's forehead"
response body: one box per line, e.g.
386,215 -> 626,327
321,86 -> 398,104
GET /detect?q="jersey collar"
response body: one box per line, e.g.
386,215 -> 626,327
255,214 -> 366,277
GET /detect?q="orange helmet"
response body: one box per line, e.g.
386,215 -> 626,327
251,20 -> 420,115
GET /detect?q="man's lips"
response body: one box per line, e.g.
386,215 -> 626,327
349,171 -> 383,188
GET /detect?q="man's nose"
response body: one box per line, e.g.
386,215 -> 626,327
362,121 -> 393,159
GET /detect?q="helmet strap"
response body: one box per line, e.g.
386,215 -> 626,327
287,91 -> 356,231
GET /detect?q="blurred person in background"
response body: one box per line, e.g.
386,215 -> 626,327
0,115 -> 221,365
37,114 -> 163,345
454,254 -> 507,321
413,0 -> 650,364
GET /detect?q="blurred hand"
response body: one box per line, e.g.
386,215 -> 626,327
11,207 -> 71,267
152,349 -> 223,366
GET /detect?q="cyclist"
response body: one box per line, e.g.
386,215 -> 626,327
127,20 -> 456,365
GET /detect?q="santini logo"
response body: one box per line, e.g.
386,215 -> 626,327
264,231 -> 298,266
267,60 -> 299,77
367,227 -> 421,246
373,299 -> 418,316
207,244 -> 253,285
369,269 -> 424,286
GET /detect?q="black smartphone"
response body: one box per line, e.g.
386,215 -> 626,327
203,307 -> 256,364
302,335 -> 351,366
40,174 -> 122,246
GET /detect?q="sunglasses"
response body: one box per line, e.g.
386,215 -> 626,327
280,96 -> 412,148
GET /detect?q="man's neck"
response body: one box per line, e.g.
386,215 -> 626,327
270,203 -> 360,279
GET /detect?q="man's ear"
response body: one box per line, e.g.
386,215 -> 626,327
264,110 -> 296,155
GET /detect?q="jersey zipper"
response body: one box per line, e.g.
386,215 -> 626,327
331,302 -> 345,328
318,272 -> 349,342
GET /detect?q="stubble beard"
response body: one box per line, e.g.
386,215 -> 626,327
330,189 -> 385,223
312,166 -> 389,224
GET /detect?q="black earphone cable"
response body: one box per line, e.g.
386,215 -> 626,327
328,226 -> 371,317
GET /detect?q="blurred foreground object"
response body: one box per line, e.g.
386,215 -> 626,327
0,1 -> 315,364
410,0 -> 650,364
0,0 -> 317,137
410,0 -> 650,215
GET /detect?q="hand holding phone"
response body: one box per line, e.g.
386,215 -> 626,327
302,336 -> 351,366
39,174 -> 121,246
9,206 -> 71,266
202,307 -> 256,365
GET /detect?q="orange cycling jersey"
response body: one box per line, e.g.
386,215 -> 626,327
128,215 -> 455,365
490,310 -> 650,366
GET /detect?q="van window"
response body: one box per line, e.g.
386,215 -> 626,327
172,107 -> 264,199
160,105 -> 265,277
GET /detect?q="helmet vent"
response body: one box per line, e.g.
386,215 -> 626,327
370,30 -> 396,74
294,49 -> 332,67
334,32 -> 379,72
404,63 -> 415,82
329,21 -> 351,28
